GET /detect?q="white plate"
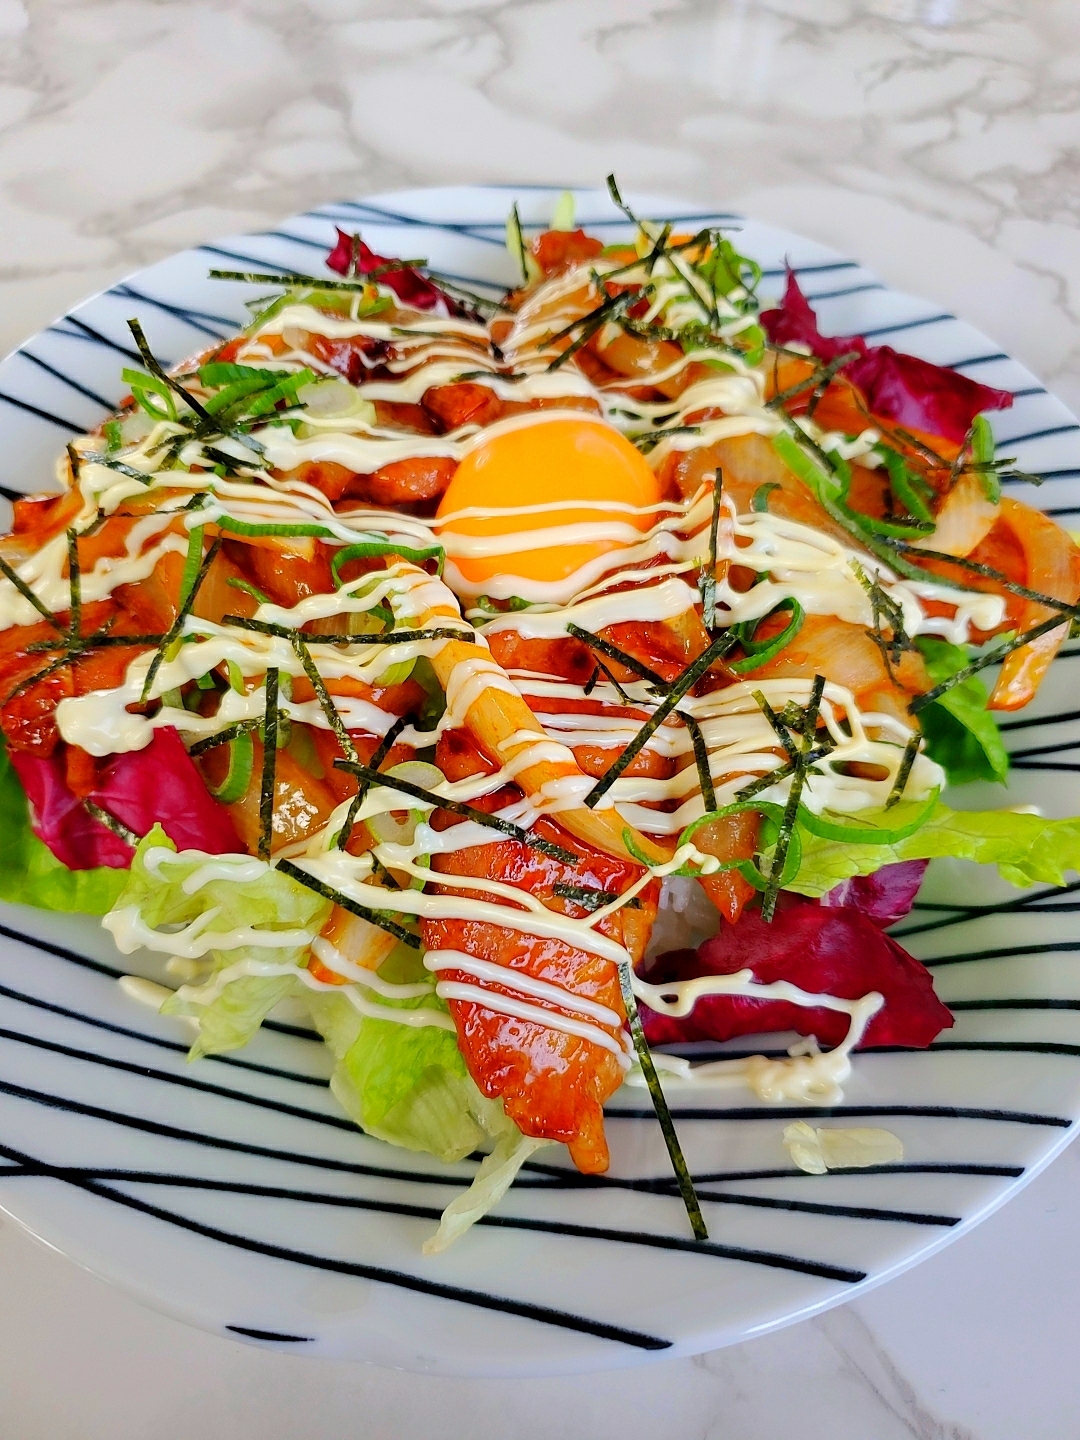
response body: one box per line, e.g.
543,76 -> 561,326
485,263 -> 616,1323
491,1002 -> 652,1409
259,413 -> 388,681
0,186 -> 1077,1377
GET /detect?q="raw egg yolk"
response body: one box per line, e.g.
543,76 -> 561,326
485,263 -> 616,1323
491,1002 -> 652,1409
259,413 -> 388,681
435,417 -> 661,586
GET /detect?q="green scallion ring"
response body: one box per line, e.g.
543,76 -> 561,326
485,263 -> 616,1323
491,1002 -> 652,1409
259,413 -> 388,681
678,799 -> 802,891
728,597 -> 805,674
206,730 -> 255,804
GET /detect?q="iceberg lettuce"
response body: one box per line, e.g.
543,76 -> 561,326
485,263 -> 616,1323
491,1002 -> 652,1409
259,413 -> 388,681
305,944 -> 515,1165
104,827 -> 330,1058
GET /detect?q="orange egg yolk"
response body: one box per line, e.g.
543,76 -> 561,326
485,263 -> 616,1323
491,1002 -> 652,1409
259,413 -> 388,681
435,417 -> 661,586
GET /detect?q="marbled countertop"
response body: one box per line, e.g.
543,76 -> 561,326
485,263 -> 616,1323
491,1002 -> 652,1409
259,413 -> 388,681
1,2 -> 1078,1435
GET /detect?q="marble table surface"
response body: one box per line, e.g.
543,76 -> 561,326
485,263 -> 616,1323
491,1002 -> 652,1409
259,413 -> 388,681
1,1 -> 1079,1435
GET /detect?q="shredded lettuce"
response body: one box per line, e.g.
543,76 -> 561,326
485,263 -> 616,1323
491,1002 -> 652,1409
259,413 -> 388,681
305,944 -> 515,1164
789,801 -> 1080,895
0,736 -> 126,914
914,637 -> 1009,786
305,944 -> 536,1248
423,1130 -> 551,1255
104,827 -> 329,1058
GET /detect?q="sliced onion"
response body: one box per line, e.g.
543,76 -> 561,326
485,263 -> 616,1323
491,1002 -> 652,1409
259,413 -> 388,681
297,378 -> 376,425
910,470 -> 997,558
366,761 -> 445,846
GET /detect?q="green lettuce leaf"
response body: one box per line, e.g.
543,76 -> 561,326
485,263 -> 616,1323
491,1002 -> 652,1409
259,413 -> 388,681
914,637 -> 1009,786
305,944 -> 515,1165
104,827 -> 330,1057
789,801 -> 1080,895
0,736 -> 126,914
306,945 -> 539,1248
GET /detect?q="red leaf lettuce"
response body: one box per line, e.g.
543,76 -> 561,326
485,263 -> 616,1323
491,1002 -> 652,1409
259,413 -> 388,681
760,269 -> 1012,443
10,728 -> 243,870
639,889 -> 951,1050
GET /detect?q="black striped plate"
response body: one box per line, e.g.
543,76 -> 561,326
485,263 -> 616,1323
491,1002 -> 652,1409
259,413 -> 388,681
0,186 -> 1077,1375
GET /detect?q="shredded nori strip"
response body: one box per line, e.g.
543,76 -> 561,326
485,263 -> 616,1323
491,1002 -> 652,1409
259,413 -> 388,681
752,688 -> 800,764
759,674 -> 825,922
566,623 -> 668,691
0,554 -> 63,631
851,560 -> 915,678
65,528 -> 81,640
287,630 -> 357,766
257,667 -> 279,861
678,709 -> 716,814
83,799 -> 140,847
221,613 -> 475,648
140,536 -> 222,703
886,732 -> 922,808
583,633 -> 737,809
276,859 -> 420,949
91,454 -> 153,483
369,852 -> 402,891
909,610 -> 1070,714
188,718 -> 260,756
334,761 -> 580,865
765,350 -> 860,412
617,960 -> 709,1242
128,319 -> 217,430
208,264 -> 424,292
25,631 -> 165,655
546,288 -> 636,373
551,882 -> 640,912
886,540 -> 1080,619
700,470 -> 723,633
337,713 -> 410,852
733,740 -> 836,803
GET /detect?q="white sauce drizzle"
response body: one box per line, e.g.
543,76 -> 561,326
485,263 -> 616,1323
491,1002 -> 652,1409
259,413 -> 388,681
11,245 -> 1003,1104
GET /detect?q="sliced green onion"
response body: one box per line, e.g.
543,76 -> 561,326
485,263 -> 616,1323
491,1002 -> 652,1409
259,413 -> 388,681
875,444 -> 934,523
215,516 -> 334,540
971,414 -> 1000,504
178,525 -> 205,611
226,576 -> 271,606
206,729 -> 255,804
728,597 -> 805,674
121,366 -> 176,423
331,538 -> 446,583
751,481 -> 780,513
678,799 -> 802,891
797,787 -> 939,843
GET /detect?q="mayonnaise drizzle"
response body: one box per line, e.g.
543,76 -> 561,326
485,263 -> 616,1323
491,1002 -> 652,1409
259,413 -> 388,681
18,245 -> 993,1104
